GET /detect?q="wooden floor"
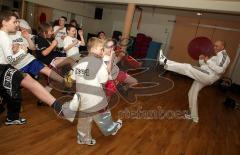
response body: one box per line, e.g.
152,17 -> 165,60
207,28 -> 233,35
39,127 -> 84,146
0,73 -> 240,155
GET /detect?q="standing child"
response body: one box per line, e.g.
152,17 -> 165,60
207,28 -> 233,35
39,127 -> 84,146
103,39 -> 138,96
63,24 -> 85,60
67,37 -> 122,145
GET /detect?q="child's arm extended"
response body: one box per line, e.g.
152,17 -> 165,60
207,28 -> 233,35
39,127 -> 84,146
78,29 -> 85,46
64,39 -> 79,52
41,40 -> 58,56
106,50 -> 115,74
21,30 -> 36,50
53,26 -> 64,37
115,51 -> 125,63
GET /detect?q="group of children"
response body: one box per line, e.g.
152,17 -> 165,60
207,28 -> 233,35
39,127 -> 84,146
0,11 -> 72,124
0,11 -> 138,146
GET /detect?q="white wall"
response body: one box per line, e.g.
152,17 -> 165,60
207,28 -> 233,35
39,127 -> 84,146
69,0 -> 240,13
74,6 -> 176,52
48,5 -> 175,51
75,7 -> 113,38
50,8 -> 113,39
52,9 -> 72,23
25,0 -> 96,18
111,7 -> 175,51
25,0 -> 176,52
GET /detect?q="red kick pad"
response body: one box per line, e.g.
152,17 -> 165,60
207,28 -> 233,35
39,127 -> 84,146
188,37 -> 214,60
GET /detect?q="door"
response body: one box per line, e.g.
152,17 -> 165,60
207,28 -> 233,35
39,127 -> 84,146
34,5 -> 53,29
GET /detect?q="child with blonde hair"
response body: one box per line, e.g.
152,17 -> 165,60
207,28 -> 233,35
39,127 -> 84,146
67,37 -> 122,145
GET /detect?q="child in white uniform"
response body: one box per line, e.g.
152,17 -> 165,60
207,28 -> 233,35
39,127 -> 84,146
67,37 -> 122,145
158,40 -> 230,123
63,24 -> 85,60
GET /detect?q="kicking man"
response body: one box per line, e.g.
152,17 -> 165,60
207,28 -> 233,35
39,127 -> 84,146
158,40 -> 230,123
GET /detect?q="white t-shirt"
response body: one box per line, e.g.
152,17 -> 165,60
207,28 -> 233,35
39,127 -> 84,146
0,30 -> 34,69
63,36 -> 80,57
53,26 -> 66,48
103,54 -> 119,80
9,31 -> 29,47
71,55 -> 109,112
8,31 -> 35,69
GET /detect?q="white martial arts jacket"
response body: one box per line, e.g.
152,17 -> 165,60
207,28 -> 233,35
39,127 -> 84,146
199,50 -> 230,77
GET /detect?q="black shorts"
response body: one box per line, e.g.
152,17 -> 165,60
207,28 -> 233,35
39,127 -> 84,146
0,64 -> 24,98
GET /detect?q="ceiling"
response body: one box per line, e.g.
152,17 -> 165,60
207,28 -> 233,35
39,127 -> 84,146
63,0 -> 240,21
64,0 -> 240,14
24,0 -> 240,21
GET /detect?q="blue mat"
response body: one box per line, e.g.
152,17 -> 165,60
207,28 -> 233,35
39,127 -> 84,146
146,41 -> 161,59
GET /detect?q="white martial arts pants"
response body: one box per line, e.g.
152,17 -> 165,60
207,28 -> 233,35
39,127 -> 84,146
77,110 -> 119,141
165,60 -> 219,121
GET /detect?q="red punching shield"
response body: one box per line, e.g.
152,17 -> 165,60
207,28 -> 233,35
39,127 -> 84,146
188,37 -> 214,60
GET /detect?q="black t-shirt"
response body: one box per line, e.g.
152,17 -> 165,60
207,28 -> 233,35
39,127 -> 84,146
35,35 -> 63,65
